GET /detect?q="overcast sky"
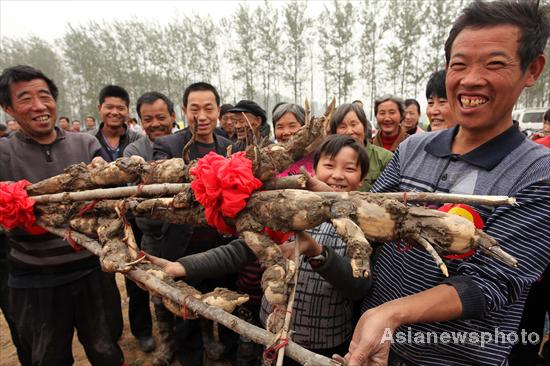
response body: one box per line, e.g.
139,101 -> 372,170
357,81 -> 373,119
0,0 -> 327,43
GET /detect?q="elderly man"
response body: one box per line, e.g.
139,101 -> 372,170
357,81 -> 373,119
123,91 -> 175,355
345,1 -> 550,365
229,100 -> 267,151
0,65 -> 123,365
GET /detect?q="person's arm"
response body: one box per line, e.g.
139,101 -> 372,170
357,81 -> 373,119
152,135 -> 173,160
123,141 -> 140,158
346,178 -> 550,365
297,231 -> 371,301
147,239 -> 257,280
345,284 -> 462,366
370,148 -> 401,193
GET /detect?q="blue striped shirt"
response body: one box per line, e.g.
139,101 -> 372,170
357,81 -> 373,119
365,124 -> 550,365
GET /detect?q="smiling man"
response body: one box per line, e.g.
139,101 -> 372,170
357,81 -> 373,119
94,85 -> 141,161
153,82 -> 235,366
345,1 -> 550,365
0,65 -> 124,365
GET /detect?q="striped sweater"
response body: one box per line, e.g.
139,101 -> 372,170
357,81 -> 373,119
365,124 -> 550,366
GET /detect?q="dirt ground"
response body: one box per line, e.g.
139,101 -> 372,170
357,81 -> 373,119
0,274 -> 161,366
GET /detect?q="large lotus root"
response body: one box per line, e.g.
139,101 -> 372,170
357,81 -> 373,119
91,156 -> 145,185
141,158 -> 186,184
201,288 -> 249,313
261,261 -> 296,305
26,163 -> 90,195
37,213 -> 66,227
97,220 -> 132,273
331,217 -> 372,278
266,311 -> 285,334
69,217 -> 112,237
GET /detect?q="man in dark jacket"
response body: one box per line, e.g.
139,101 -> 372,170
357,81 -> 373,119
0,65 -> 124,365
153,82 -> 235,366
94,85 -> 141,161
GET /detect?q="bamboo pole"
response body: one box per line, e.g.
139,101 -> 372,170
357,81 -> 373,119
40,224 -> 338,366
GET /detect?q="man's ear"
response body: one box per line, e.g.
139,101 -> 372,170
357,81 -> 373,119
525,54 -> 546,87
170,112 -> 176,123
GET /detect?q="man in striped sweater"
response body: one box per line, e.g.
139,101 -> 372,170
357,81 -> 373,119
345,1 -> 550,365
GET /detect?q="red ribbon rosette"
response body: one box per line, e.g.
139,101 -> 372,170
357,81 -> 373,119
0,180 -> 47,235
191,151 -> 263,235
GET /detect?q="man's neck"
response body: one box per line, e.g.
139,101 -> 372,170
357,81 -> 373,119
101,123 -> 124,138
35,130 -> 57,145
381,128 -> 399,138
452,121 -> 513,155
194,134 -> 214,144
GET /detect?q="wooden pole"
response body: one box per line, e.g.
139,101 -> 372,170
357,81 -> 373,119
40,224 -> 338,366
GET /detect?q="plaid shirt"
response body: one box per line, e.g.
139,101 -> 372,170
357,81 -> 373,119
261,222 -> 353,349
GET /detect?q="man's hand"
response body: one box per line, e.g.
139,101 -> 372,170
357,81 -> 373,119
146,254 -> 187,277
343,285 -> 463,365
344,306 -> 398,366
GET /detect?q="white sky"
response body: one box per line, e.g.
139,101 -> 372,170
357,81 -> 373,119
0,0 -> 328,43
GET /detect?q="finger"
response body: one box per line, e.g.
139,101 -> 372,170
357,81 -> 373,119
145,253 -> 166,266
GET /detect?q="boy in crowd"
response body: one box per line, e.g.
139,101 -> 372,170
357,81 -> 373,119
148,134 -> 372,365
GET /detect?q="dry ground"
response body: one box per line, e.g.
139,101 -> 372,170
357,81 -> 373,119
0,274 -> 162,366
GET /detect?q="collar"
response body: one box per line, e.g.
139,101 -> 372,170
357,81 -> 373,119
97,122 -> 129,137
424,122 -> 526,170
16,126 -> 66,145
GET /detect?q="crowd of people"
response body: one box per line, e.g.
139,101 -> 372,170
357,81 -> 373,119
1,1 -> 550,366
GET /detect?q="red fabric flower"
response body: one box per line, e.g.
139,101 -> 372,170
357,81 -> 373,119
191,152 -> 263,234
0,180 -> 47,234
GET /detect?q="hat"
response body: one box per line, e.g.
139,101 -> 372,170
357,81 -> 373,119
220,104 -> 234,117
229,100 -> 267,125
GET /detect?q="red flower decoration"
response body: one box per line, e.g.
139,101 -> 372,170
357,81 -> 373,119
0,180 -> 47,234
191,152 -> 263,235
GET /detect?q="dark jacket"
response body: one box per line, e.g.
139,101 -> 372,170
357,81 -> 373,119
153,128 -> 235,291
94,122 -> 141,162
153,128 -> 233,161
0,128 -> 102,286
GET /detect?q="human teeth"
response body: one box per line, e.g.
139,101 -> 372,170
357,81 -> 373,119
35,116 -> 49,121
461,96 -> 487,107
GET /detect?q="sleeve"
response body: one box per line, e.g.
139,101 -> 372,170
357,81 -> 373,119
313,245 -> 372,300
177,239 -> 257,281
123,142 -> 139,158
370,148 -> 402,193
442,179 -> 550,319
86,135 -> 102,160
152,137 -> 172,160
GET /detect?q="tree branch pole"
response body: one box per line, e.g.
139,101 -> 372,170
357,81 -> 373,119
30,175 -> 309,204
40,224 -> 338,366
31,182 -> 515,207
318,191 -> 516,206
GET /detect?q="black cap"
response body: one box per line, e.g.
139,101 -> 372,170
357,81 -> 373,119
220,104 -> 234,117
229,100 -> 267,125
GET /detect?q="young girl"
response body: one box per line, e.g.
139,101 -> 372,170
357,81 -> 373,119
148,134 -> 371,364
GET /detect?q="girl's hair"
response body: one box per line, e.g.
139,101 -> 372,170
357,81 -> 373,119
313,134 -> 369,181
